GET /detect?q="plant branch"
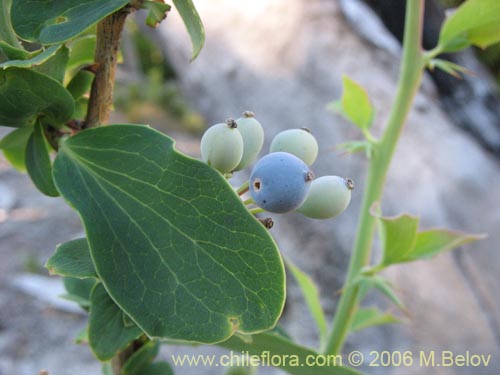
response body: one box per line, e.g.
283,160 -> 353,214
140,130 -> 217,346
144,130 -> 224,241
323,0 -> 426,355
83,6 -> 132,128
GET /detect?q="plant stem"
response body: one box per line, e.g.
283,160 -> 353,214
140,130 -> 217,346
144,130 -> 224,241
323,0 -> 425,355
237,181 -> 250,195
84,6 -> 131,128
243,197 -> 255,205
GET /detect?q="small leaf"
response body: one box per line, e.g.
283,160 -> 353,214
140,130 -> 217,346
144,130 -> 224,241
465,22 -> 500,49
0,41 -> 29,62
349,307 -> 399,333
0,45 -> 61,70
140,362 -> 173,375
0,67 -> 74,128
25,122 -> 59,197
89,283 -> 142,361
0,127 -> 32,171
220,332 -> 362,375
429,59 -> 473,79
46,238 -> 97,279
338,75 -> 375,130
371,206 -> 419,267
438,0 -> 500,51
123,341 -> 160,375
172,0 -> 205,61
67,35 -> 96,73
66,70 -> 94,100
0,0 -> 21,47
75,326 -> 89,344
336,140 -> 373,158
62,276 -> 97,309
53,124 -> 285,344
102,362 -> 113,375
285,257 -> 327,346
73,97 -> 89,120
143,1 -> 171,28
11,0 -> 129,45
372,276 -> 406,312
226,366 -> 256,375
406,229 -> 486,262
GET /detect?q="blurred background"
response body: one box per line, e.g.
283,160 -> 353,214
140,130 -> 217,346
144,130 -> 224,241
1,0 -> 499,374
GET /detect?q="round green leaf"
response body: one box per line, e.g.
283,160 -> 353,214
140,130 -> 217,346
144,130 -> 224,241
53,124 -> 285,344
0,126 -> 33,171
0,68 -> 74,128
11,0 -> 129,45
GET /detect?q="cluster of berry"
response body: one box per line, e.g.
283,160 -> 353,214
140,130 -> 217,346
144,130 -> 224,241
200,112 -> 353,219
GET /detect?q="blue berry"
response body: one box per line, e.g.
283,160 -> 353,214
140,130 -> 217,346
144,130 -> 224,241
297,176 -> 353,219
200,119 -> 243,173
249,152 -> 313,213
270,128 -> 319,165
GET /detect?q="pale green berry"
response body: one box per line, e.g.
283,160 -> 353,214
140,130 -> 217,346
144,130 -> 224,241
269,128 -> 319,166
297,176 -> 353,219
233,111 -> 264,171
200,119 -> 243,173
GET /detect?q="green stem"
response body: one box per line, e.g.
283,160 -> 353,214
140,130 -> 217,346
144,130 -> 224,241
323,0 -> 425,355
243,197 -> 255,206
236,181 -> 249,195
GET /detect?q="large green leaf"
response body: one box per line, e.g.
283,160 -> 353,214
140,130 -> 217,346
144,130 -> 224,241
285,257 -> 327,346
219,332 -> 362,375
11,0 -> 129,45
53,124 -> 285,344
46,238 -> 97,279
89,283 -> 143,361
25,122 -> 59,197
438,0 -> 500,51
172,0 -> 205,60
0,126 -> 32,171
0,68 -> 74,128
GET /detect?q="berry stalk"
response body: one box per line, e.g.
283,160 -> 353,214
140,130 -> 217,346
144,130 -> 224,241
323,0 -> 426,355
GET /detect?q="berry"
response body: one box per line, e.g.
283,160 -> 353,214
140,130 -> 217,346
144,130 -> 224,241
233,111 -> 264,171
249,152 -> 313,213
297,176 -> 353,219
269,128 -> 319,165
200,119 -> 243,173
